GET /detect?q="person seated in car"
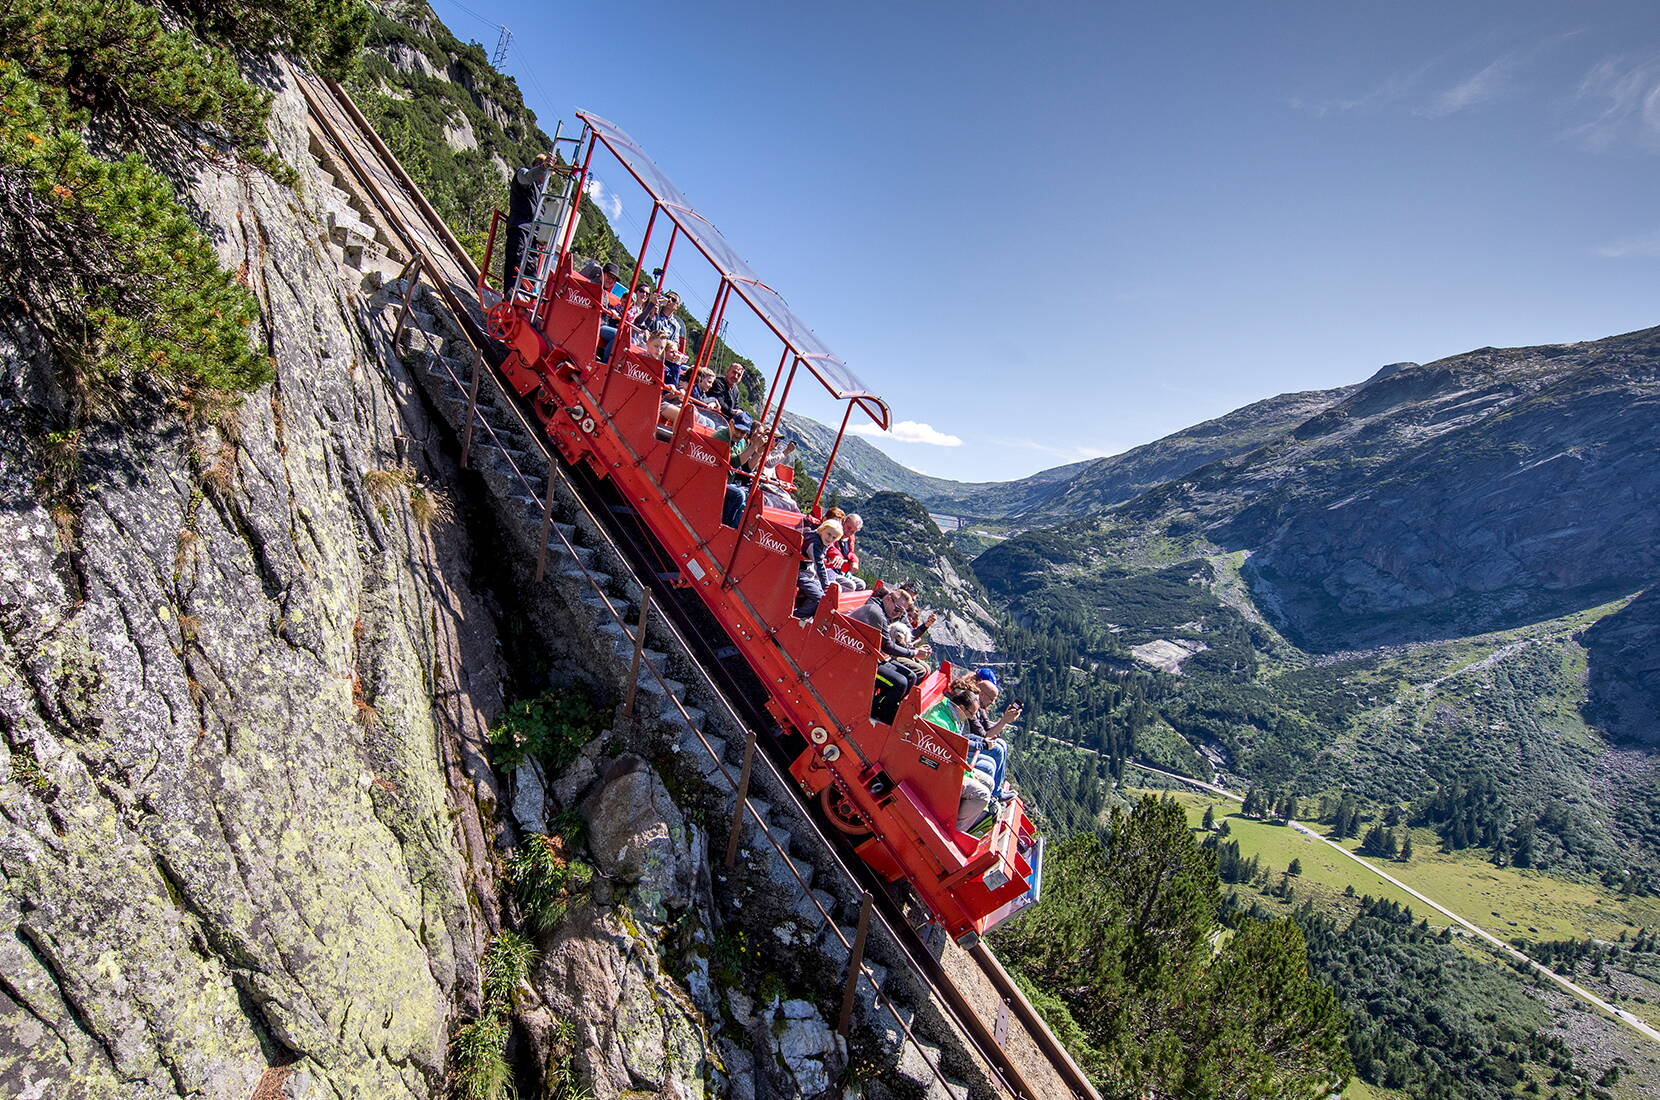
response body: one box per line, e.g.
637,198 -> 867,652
706,361 -> 755,436
659,366 -> 726,434
885,619 -> 932,686
662,342 -> 691,389
794,516 -> 843,618
635,289 -> 685,349
586,261 -> 626,361
723,438 -> 799,526
967,667 -> 1021,802
825,512 -> 863,589
899,582 -> 939,641
849,586 -> 931,721
921,675 -> 996,830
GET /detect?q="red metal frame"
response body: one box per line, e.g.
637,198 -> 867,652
478,118 -> 1041,943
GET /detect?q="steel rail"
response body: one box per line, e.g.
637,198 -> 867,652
298,63 -> 1098,1100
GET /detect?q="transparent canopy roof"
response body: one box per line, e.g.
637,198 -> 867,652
578,111 -> 889,429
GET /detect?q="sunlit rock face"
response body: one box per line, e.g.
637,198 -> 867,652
0,67 -> 501,1099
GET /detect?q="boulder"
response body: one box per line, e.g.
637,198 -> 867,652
583,756 -> 697,924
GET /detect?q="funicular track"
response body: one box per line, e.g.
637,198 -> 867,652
292,62 -> 1097,1100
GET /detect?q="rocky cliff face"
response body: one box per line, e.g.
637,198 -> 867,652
1,38 -> 1017,1096
0,74 -> 504,1098
847,492 -> 1000,660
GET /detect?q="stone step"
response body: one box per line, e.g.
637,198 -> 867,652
397,312 -> 450,346
475,415 -> 529,451
893,1041 -> 970,1100
763,824 -> 794,864
800,887 -> 838,925
323,200 -> 377,242
659,703 -> 705,732
634,673 -> 688,703
424,362 -> 479,396
678,723 -> 729,779
543,539 -> 597,571
781,850 -> 816,892
579,593 -> 620,619
863,980 -> 912,1048
816,919 -> 855,967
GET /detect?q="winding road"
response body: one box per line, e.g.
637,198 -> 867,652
1116,758 -> 1660,1045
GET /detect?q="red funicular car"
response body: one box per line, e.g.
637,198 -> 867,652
479,112 -> 1042,945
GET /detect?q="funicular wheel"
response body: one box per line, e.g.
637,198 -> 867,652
820,783 -> 872,837
485,300 -> 514,341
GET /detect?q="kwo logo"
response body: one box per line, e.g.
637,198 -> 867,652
622,362 -> 655,386
563,289 -> 594,309
754,529 -> 791,556
911,729 -> 956,765
683,443 -> 720,467
827,623 -> 866,654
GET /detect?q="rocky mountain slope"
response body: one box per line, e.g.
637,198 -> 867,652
973,326 -> 1660,871
841,492 -> 1000,661
1111,329 -> 1660,653
970,380 -> 1369,522
786,377 -> 1365,524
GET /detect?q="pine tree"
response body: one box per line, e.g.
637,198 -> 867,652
1288,858 -> 1302,876
1397,834 -> 1414,862
0,0 -> 371,406
1201,805 -> 1216,831
995,797 -> 1350,1096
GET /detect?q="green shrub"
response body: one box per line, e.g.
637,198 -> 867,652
510,833 -> 593,933
8,742 -> 56,797
486,688 -> 607,773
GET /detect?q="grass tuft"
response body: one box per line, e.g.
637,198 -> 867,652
481,930 -> 535,1010
449,1013 -> 512,1100
510,833 -> 593,933
363,463 -> 417,502
409,482 -> 451,529
9,742 -> 56,798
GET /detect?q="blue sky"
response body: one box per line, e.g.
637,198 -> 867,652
433,0 -> 1659,483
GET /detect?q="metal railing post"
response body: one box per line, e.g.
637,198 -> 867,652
533,465 -> 558,582
723,729 -> 758,869
623,592 -> 653,718
459,353 -> 483,469
391,253 -> 426,344
838,892 -> 874,1037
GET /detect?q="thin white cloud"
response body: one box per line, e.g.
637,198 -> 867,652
1594,230 -> 1660,258
584,176 -> 624,220
1420,54 -> 1516,117
1294,33 -> 1579,122
850,420 -> 963,447
1568,54 -> 1660,151
989,436 -> 1121,463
